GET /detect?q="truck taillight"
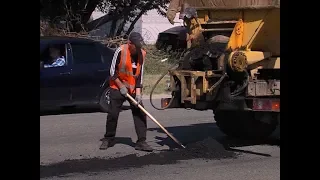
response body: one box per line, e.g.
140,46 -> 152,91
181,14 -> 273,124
161,98 -> 171,108
272,101 -> 280,110
252,99 -> 280,111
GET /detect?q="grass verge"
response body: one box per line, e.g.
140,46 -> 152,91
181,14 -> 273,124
143,74 -> 171,95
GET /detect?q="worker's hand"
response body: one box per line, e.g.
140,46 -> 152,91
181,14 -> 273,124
135,94 -> 142,105
119,86 -> 128,97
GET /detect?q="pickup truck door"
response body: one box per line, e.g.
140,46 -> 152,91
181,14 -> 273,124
69,42 -> 111,102
40,43 -> 73,107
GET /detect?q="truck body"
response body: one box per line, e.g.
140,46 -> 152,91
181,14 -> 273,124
158,0 -> 280,139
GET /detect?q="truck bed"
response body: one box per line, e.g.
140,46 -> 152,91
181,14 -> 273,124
169,0 -> 280,9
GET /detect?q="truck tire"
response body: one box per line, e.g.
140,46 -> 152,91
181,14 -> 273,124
214,110 -> 278,139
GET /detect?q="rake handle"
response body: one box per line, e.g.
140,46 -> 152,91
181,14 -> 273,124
126,93 -> 186,149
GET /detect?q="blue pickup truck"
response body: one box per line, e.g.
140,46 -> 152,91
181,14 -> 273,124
40,36 -> 114,112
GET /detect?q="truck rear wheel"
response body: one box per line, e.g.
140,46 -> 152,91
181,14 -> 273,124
214,110 -> 278,139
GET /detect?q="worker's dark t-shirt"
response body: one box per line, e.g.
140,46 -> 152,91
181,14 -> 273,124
109,47 -> 144,88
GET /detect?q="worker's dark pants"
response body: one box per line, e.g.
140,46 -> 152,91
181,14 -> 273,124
104,88 -> 147,142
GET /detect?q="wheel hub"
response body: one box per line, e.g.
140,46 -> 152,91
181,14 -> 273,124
105,90 -> 110,104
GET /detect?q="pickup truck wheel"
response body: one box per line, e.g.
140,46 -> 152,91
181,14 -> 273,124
99,87 -> 111,113
214,110 -> 278,139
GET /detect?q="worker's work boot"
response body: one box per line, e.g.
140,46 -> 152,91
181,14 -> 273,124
135,141 -> 153,152
99,138 -> 115,150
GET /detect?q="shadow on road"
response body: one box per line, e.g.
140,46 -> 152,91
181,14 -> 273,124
40,105 -> 131,116
148,122 -> 280,157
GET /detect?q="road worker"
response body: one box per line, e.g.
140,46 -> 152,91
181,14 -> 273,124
99,32 -> 153,152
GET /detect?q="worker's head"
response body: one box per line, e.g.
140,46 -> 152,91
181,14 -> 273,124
128,32 -> 145,55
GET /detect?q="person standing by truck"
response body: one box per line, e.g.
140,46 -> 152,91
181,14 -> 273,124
99,32 -> 153,152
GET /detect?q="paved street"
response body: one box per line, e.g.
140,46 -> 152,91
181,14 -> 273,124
40,99 -> 280,180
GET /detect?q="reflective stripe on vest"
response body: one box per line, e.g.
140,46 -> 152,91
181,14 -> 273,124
119,45 -> 130,74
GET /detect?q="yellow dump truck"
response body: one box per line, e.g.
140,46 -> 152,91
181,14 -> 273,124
153,0 -> 280,139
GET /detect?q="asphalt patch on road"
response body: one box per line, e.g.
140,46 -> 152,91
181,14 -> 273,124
40,138 -> 237,178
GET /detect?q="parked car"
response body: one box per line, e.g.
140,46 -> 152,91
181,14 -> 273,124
155,26 -> 187,52
40,36 -> 114,112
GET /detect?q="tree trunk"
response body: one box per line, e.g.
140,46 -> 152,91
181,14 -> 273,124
85,1 -> 138,32
125,10 -> 145,35
125,1 -> 156,35
116,19 -> 127,36
80,0 -> 101,25
85,14 -> 115,31
109,20 -> 118,37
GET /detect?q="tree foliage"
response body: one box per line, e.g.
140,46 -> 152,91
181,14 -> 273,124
40,0 -> 101,32
40,0 -> 170,35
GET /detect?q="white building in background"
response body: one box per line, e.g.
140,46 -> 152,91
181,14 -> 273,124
89,7 -> 183,44
141,9 -> 183,44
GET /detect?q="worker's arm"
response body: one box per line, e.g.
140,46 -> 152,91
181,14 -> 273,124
110,47 -> 125,88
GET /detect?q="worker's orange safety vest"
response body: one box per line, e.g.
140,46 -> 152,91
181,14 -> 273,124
109,44 -> 146,94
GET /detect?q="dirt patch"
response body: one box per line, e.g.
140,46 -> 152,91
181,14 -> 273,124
40,138 -> 237,178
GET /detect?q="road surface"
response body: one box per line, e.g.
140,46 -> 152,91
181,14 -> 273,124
40,99 -> 280,180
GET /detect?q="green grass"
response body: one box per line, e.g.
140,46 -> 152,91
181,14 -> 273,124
142,45 -> 178,95
142,74 -> 171,95
143,47 -> 172,75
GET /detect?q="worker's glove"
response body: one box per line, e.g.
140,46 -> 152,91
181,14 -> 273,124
119,86 -> 128,97
135,94 -> 142,105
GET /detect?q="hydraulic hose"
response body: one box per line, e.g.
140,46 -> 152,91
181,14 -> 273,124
149,63 -> 179,110
149,50 -> 187,110
149,50 -> 249,109
230,70 -> 249,97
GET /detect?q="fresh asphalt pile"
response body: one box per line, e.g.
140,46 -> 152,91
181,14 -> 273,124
40,137 -> 237,178
179,137 -> 235,159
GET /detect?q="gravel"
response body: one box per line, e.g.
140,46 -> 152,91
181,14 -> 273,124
40,138 -> 237,179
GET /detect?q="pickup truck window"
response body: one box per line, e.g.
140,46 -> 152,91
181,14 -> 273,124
40,43 -> 67,68
71,43 -> 102,64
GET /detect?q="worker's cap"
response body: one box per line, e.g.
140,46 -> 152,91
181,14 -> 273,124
128,32 -> 145,49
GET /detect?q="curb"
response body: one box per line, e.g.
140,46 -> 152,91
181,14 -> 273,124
142,94 -> 171,100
